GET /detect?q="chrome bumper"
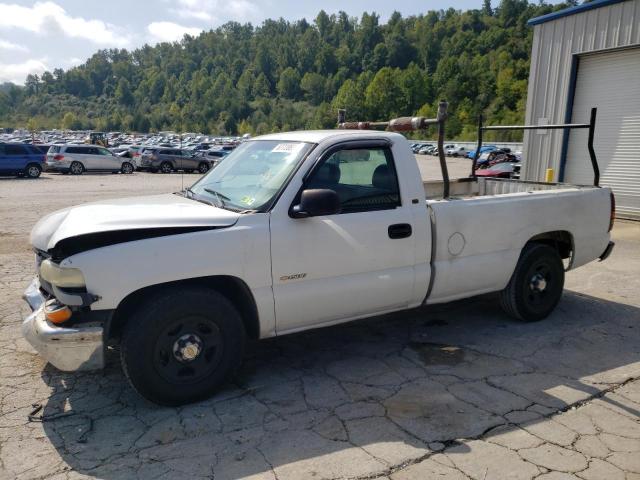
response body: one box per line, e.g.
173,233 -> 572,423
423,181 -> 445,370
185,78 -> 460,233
22,278 -> 104,371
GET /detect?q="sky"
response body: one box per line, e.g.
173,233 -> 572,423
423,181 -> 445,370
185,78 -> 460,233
0,0 -> 482,85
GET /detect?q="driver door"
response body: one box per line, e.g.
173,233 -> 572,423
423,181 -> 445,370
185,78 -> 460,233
269,143 -> 417,333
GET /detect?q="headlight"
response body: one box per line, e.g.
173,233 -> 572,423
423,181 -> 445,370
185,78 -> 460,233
40,259 -> 86,288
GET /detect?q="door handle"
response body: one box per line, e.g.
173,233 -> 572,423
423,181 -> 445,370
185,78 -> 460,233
388,223 -> 412,239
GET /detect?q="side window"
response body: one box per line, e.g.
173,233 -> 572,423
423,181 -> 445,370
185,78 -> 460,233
5,145 -> 26,155
306,147 -> 401,213
97,147 -> 111,155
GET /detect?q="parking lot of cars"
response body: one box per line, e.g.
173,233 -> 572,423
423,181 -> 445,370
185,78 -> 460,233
1,129 -> 240,179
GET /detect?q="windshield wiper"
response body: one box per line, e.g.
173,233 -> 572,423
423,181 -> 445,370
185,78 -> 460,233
177,187 -> 216,206
203,188 -> 231,208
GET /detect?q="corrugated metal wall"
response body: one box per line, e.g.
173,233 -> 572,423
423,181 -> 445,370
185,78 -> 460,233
522,0 -> 640,181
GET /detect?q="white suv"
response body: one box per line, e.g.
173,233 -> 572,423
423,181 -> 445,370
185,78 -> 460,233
446,146 -> 467,157
46,145 -> 134,175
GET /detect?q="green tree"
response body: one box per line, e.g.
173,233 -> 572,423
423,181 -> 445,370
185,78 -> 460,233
115,78 -> 134,105
332,79 -> 365,120
300,72 -> 325,105
253,73 -> 272,98
277,67 -> 301,99
364,67 -> 404,119
62,112 -> 81,130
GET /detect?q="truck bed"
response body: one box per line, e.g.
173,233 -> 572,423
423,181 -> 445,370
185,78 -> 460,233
422,177 -> 611,305
423,177 -> 597,199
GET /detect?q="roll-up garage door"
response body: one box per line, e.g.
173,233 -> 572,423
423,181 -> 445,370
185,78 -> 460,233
564,47 -> 640,220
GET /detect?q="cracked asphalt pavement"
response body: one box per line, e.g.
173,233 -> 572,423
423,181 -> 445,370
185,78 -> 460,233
1,171 -> 639,480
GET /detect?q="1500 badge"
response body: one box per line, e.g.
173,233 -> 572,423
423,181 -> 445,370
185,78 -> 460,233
280,273 -> 307,281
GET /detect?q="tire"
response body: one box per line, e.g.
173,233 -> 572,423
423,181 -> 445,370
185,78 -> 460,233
160,162 -> 173,174
70,161 -> 84,175
120,288 -> 246,406
121,162 -> 134,174
500,243 -> 565,322
198,162 -> 210,174
24,164 -> 42,178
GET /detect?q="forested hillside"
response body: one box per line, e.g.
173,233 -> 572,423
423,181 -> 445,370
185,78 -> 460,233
0,0 -> 572,140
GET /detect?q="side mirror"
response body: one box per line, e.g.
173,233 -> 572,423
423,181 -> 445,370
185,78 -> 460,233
291,189 -> 340,218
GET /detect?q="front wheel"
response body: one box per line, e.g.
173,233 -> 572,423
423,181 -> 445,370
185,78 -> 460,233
198,162 -> 210,174
500,243 -> 565,322
121,162 -> 134,174
120,288 -> 246,406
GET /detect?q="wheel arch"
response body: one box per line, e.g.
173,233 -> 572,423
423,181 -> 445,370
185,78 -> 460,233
109,275 -> 260,341
526,230 -> 574,262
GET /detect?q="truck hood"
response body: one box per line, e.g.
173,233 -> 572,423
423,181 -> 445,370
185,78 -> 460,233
31,193 -> 240,253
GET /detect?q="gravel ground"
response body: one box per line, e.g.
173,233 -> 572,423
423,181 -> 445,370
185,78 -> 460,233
1,170 -> 639,480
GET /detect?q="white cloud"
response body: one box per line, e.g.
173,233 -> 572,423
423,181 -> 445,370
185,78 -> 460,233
0,58 -> 48,83
147,21 -> 202,43
0,1 -> 130,47
0,38 -> 28,51
169,0 -> 258,23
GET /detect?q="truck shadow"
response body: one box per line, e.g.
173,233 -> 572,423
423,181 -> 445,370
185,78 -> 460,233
37,290 -> 640,479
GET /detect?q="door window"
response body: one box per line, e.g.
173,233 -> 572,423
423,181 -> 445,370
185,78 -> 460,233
306,147 -> 401,213
97,147 -> 111,155
66,146 -> 91,154
5,145 -> 25,155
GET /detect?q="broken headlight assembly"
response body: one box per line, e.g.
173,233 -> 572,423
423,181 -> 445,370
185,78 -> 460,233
39,259 -> 86,288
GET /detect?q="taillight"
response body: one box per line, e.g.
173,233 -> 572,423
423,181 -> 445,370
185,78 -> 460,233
608,191 -> 616,232
53,154 -> 64,161
133,152 -> 140,157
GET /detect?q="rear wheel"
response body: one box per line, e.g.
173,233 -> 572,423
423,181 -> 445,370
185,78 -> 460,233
121,162 -> 134,174
70,161 -> 84,175
160,162 -> 173,174
24,164 -> 42,178
198,162 -> 210,174
500,243 -> 564,322
120,288 -> 246,406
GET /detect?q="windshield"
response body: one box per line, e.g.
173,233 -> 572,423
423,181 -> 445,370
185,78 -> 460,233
190,140 -> 314,211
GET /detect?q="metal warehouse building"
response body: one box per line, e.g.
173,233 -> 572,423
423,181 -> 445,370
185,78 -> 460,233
523,0 -> 640,219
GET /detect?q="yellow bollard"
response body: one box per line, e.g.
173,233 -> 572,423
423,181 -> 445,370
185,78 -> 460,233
545,168 -> 554,183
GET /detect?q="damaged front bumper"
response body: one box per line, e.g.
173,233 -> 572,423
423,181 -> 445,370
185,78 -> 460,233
22,278 -> 105,371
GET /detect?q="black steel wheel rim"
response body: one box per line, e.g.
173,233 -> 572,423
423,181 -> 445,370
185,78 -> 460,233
523,260 -> 554,312
153,315 -> 224,385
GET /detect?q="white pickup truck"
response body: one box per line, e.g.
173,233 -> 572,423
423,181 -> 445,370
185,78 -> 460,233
22,127 -> 615,405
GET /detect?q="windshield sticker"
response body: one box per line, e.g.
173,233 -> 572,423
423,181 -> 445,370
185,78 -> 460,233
240,196 -> 256,206
271,143 -> 303,154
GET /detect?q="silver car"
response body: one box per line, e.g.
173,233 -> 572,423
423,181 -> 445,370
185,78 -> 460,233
47,145 -> 134,175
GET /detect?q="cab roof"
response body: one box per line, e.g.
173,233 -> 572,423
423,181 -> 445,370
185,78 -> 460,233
254,129 -> 400,144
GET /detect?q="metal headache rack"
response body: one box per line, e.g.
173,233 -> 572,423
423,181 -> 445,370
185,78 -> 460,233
471,107 -> 600,186
336,102 -> 601,199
